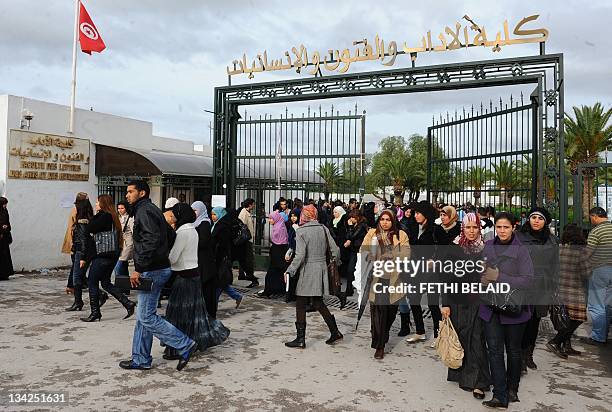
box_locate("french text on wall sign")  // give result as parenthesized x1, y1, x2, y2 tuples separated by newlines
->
(7, 130, 90, 182)
(227, 15, 549, 79)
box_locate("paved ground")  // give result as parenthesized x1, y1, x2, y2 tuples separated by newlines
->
(1, 271, 611, 412)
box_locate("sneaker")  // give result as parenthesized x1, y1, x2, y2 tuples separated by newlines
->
(483, 397, 508, 409)
(406, 333, 427, 343)
(119, 360, 151, 370)
(429, 337, 437, 349)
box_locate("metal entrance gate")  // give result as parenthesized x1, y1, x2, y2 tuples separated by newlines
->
(427, 94, 538, 218)
(235, 106, 366, 248)
(214, 53, 565, 227)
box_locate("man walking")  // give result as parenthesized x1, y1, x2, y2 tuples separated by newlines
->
(120, 180, 197, 370)
(586, 207, 612, 345)
(237, 198, 259, 288)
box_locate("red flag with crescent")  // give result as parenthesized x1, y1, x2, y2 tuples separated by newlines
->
(78, 1, 106, 54)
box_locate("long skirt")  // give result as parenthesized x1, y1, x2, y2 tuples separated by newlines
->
(0, 240, 14, 280)
(164, 272, 230, 357)
(370, 304, 399, 349)
(263, 243, 289, 294)
(447, 304, 491, 391)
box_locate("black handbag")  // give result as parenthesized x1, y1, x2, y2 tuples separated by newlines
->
(484, 287, 525, 316)
(550, 295, 571, 331)
(94, 227, 119, 255)
(232, 220, 252, 246)
(115, 276, 152, 292)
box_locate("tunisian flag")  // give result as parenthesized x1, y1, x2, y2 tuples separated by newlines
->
(78, 1, 106, 54)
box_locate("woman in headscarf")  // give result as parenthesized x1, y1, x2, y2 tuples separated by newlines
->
(361, 208, 409, 359)
(284, 204, 343, 349)
(191, 201, 217, 318)
(439, 205, 461, 244)
(517, 207, 558, 374)
(258, 209, 290, 298)
(163, 203, 229, 360)
(343, 209, 369, 297)
(211, 206, 243, 309)
(0, 197, 14, 281)
(441, 213, 491, 400)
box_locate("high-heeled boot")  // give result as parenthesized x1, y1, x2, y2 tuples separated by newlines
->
(80, 298, 101, 322)
(65, 287, 84, 311)
(113, 291, 137, 320)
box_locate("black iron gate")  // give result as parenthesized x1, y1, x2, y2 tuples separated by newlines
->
(214, 53, 565, 227)
(427, 94, 538, 218)
(235, 105, 366, 248)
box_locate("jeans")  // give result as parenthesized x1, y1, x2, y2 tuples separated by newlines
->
(588, 265, 612, 343)
(88, 256, 122, 303)
(216, 286, 242, 302)
(71, 251, 88, 289)
(114, 259, 129, 277)
(483, 313, 527, 405)
(131, 267, 194, 367)
(398, 296, 411, 314)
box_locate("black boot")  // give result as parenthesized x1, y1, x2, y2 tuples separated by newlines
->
(525, 344, 538, 369)
(508, 387, 520, 403)
(99, 291, 109, 307)
(285, 322, 306, 349)
(114, 291, 137, 320)
(398, 313, 411, 337)
(338, 293, 347, 310)
(66, 287, 84, 311)
(546, 340, 568, 359)
(324, 315, 343, 345)
(80, 298, 101, 322)
(563, 338, 582, 356)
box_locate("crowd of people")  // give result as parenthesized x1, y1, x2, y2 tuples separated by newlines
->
(1, 186, 610, 409)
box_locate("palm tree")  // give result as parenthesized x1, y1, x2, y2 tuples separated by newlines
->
(465, 166, 490, 206)
(317, 161, 342, 201)
(492, 160, 519, 208)
(384, 155, 410, 205)
(565, 103, 612, 219)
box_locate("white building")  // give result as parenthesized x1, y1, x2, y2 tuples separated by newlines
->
(0, 95, 214, 271)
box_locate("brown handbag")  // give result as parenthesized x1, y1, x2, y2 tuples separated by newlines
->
(322, 226, 341, 296)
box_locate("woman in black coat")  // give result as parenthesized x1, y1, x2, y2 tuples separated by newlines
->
(406, 200, 444, 346)
(211, 207, 243, 309)
(80, 194, 136, 322)
(192, 201, 217, 318)
(65, 198, 94, 311)
(343, 209, 369, 296)
(0, 197, 14, 281)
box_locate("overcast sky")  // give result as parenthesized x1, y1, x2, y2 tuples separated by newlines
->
(0, 0, 610, 153)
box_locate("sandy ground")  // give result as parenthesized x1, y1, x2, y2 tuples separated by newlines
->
(1, 271, 611, 412)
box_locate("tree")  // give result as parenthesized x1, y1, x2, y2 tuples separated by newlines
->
(464, 166, 490, 206)
(368, 136, 408, 202)
(317, 161, 341, 201)
(492, 160, 519, 208)
(565, 103, 612, 219)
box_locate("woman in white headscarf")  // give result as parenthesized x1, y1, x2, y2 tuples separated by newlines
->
(191, 201, 217, 318)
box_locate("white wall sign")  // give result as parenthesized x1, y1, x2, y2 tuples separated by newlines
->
(7, 129, 90, 182)
(211, 195, 226, 208)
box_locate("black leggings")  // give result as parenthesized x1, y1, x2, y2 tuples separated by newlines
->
(521, 312, 541, 349)
(410, 292, 442, 337)
(296, 296, 332, 324)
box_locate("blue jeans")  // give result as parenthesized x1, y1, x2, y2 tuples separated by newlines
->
(131, 267, 194, 367)
(483, 313, 526, 405)
(398, 296, 411, 314)
(114, 260, 129, 278)
(71, 251, 88, 288)
(588, 266, 612, 343)
(216, 286, 242, 302)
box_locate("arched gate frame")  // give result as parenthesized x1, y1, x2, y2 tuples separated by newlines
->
(213, 53, 566, 227)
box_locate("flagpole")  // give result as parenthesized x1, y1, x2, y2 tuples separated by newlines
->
(68, 0, 79, 134)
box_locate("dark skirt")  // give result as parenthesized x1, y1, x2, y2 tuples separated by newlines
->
(447, 304, 491, 391)
(0, 241, 14, 280)
(370, 304, 399, 349)
(263, 243, 289, 294)
(164, 271, 230, 356)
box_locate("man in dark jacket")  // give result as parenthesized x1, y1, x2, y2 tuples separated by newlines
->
(120, 180, 197, 372)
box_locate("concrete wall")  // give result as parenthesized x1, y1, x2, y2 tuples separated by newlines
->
(2, 95, 201, 271)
